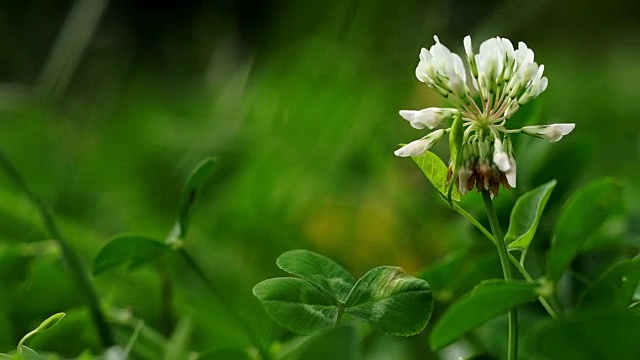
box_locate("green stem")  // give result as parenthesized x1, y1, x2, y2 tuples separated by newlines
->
(450, 201, 559, 319)
(177, 248, 270, 360)
(0, 149, 114, 347)
(481, 191, 517, 360)
(508, 256, 559, 319)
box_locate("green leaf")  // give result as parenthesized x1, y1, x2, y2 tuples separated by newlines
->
(277, 250, 356, 303)
(93, 235, 170, 276)
(176, 157, 218, 239)
(18, 313, 65, 350)
(506, 180, 556, 251)
(253, 277, 338, 335)
(546, 178, 623, 281)
(526, 310, 640, 360)
(447, 114, 464, 202)
(579, 257, 640, 309)
(345, 266, 433, 336)
(280, 325, 360, 360)
(411, 151, 460, 201)
(430, 280, 539, 350)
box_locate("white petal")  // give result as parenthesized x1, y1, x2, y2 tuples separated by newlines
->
(493, 152, 511, 172)
(399, 108, 454, 129)
(506, 161, 517, 188)
(464, 35, 473, 57)
(522, 123, 576, 142)
(394, 139, 430, 157)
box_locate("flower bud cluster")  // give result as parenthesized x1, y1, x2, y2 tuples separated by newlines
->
(396, 35, 575, 196)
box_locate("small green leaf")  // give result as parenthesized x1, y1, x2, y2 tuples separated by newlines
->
(18, 313, 65, 350)
(93, 235, 170, 276)
(277, 250, 356, 303)
(176, 157, 218, 239)
(412, 151, 460, 201)
(526, 310, 640, 360)
(253, 277, 338, 335)
(506, 180, 556, 251)
(579, 257, 640, 309)
(430, 280, 539, 350)
(546, 178, 623, 281)
(447, 114, 464, 202)
(345, 266, 433, 336)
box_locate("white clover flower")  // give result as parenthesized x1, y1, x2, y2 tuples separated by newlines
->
(521, 123, 575, 142)
(396, 35, 575, 196)
(399, 108, 458, 129)
(394, 129, 445, 157)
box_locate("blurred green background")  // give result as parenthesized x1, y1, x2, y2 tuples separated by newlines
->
(0, 0, 638, 358)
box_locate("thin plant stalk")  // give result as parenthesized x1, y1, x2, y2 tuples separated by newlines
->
(481, 191, 518, 360)
(177, 248, 271, 360)
(0, 149, 114, 347)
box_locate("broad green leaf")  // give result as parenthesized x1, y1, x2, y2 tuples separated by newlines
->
(546, 178, 623, 281)
(411, 151, 460, 202)
(253, 277, 338, 335)
(93, 235, 169, 276)
(277, 250, 356, 303)
(526, 310, 640, 360)
(506, 180, 556, 251)
(430, 280, 539, 350)
(280, 325, 360, 360)
(18, 313, 65, 350)
(176, 157, 218, 239)
(579, 257, 640, 309)
(447, 114, 464, 202)
(345, 266, 433, 336)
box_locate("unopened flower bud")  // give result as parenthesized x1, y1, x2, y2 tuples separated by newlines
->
(492, 137, 511, 172)
(394, 129, 445, 157)
(399, 108, 457, 129)
(521, 123, 575, 142)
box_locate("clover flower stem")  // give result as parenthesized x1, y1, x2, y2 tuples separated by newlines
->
(450, 201, 560, 320)
(177, 248, 271, 360)
(481, 190, 518, 360)
(0, 148, 115, 348)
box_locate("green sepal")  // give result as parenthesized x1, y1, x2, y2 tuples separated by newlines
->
(446, 113, 464, 204)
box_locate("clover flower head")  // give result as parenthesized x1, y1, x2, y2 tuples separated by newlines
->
(396, 35, 575, 196)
